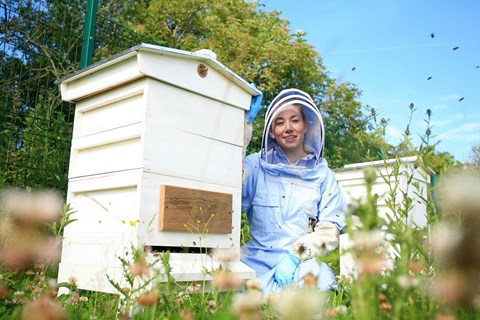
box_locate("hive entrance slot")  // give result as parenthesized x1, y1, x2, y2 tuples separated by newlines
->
(149, 245, 213, 255)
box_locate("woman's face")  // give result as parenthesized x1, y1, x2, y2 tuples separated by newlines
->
(269, 104, 307, 154)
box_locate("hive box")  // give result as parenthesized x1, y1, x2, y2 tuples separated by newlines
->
(334, 157, 433, 276)
(57, 44, 259, 293)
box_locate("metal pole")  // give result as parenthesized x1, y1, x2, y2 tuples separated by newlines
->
(80, 0, 99, 69)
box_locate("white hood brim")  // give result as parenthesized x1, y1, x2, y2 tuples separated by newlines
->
(261, 88, 325, 165)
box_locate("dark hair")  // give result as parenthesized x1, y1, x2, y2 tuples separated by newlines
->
(293, 103, 308, 123)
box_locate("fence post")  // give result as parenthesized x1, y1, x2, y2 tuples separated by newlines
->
(80, 0, 99, 68)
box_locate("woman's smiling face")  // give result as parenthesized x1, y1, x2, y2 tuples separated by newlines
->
(269, 104, 307, 155)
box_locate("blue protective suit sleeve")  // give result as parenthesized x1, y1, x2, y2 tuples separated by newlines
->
(242, 153, 260, 218)
(317, 168, 347, 231)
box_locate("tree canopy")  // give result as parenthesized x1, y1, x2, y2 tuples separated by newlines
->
(115, 0, 381, 168)
(0, 0, 459, 191)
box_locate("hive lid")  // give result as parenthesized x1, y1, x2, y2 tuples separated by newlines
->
(58, 43, 261, 103)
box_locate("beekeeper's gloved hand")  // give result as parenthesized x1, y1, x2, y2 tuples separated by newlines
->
(274, 251, 300, 288)
(291, 222, 340, 261)
(245, 83, 263, 124)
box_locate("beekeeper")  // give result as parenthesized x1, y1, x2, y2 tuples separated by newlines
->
(241, 88, 347, 293)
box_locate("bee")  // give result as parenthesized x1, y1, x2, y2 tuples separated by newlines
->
(459, 97, 464, 102)
(452, 46, 459, 50)
(430, 33, 435, 38)
(427, 76, 432, 80)
(351, 67, 356, 71)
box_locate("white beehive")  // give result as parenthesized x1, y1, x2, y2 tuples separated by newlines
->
(333, 157, 434, 277)
(57, 44, 259, 293)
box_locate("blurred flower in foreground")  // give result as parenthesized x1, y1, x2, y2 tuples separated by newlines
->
(246, 278, 261, 291)
(129, 257, 150, 278)
(214, 247, 239, 264)
(325, 305, 348, 318)
(397, 275, 420, 290)
(232, 290, 263, 320)
(437, 172, 480, 220)
(351, 230, 387, 274)
(430, 171, 480, 305)
(273, 287, 327, 320)
(179, 309, 194, 320)
(212, 270, 243, 290)
(136, 290, 158, 306)
(176, 292, 188, 305)
(408, 259, 424, 274)
(303, 273, 318, 287)
(187, 281, 200, 293)
(430, 270, 470, 305)
(21, 296, 67, 320)
(3, 190, 61, 226)
(0, 280, 9, 299)
(0, 189, 62, 268)
(379, 302, 392, 311)
(208, 300, 217, 313)
(435, 313, 457, 320)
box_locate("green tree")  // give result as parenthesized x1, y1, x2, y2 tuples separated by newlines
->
(466, 145, 480, 169)
(0, 0, 83, 189)
(0, 0, 148, 190)
(120, 0, 377, 167)
(0, 0, 384, 194)
(421, 146, 462, 175)
(321, 81, 381, 167)
(15, 91, 73, 190)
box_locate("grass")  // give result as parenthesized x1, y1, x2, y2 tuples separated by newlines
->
(1, 112, 479, 319)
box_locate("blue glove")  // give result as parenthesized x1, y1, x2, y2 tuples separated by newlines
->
(245, 83, 263, 124)
(274, 252, 300, 288)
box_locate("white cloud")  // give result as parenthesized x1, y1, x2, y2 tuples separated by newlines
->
(440, 94, 461, 101)
(384, 125, 404, 145)
(431, 104, 449, 111)
(429, 119, 453, 127)
(423, 114, 464, 128)
(437, 122, 480, 142)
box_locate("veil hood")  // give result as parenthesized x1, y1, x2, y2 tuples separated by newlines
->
(261, 88, 325, 165)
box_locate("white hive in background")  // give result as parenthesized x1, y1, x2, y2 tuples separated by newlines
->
(334, 157, 433, 277)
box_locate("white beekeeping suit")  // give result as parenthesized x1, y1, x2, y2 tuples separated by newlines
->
(241, 88, 347, 293)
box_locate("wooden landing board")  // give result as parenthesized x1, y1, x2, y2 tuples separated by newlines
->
(159, 185, 232, 234)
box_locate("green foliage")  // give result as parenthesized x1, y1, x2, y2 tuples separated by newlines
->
(369, 104, 461, 175)
(1, 4, 474, 318)
(12, 91, 72, 191)
(335, 161, 435, 319)
(466, 145, 480, 169)
(105, 245, 161, 316)
(115, 0, 377, 166)
(1, 0, 80, 191)
(47, 203, 77, 238)
(322, 82, 381, 168)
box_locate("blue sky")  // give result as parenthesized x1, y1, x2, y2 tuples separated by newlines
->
(262, 0, 480, 162)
